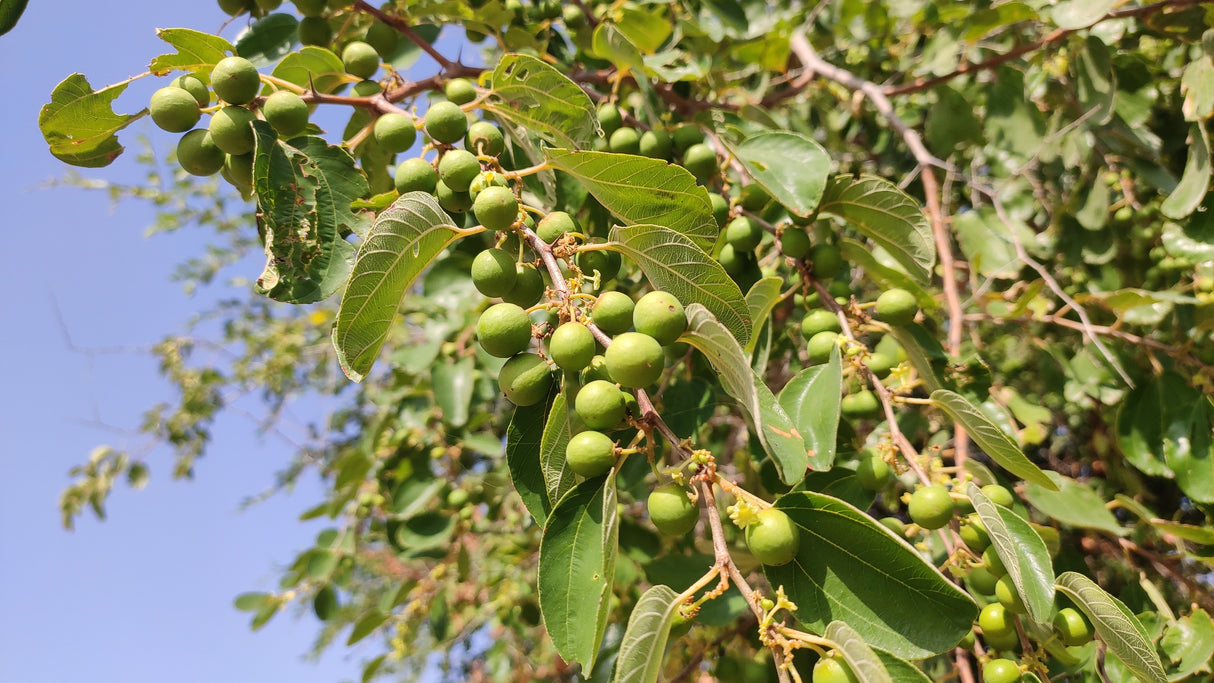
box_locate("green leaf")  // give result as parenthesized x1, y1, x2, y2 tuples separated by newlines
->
(1182, 58, 1214, 121)
(615, 6, 673, 53)
(778, 345, 841, 470)
(609, 225, 751, 345)
(1160, 608, 1214, 681)
(306, 548, 339, 579)
(962, 3, 1037, 42)
(825, 621, 893, 683)
(1162, 124, 1212, 220)
(506, 390, 556, 526)
(548, 149, 718, 253)
(744, 277, 784, 354)
(1163, 201, 1214, 261)
(483, 54, 598, 149)
(1148, 519, 1214, 545)
(432, 357, 475, 427)
(234, 13, 298, 67)
(1055, 572, 1168, 683)
(233, 591, 273, 611)
(539, 392, 578, 514)
(148, 28, 234, 76)
(331, 191, 460, 382)
(252, 126, 367, 305)
(839, 240, 935, 306)
(925, 86, 984, 154)
(1074, 35, 1116, 125)
(1050, 0, 1117, 29)
(593, 22, 645, 74)
(818, 175, 935, 282)
(682, 304, 809, 485)
(731, 132, 832, 219)
(0, 0, 29, 37)
(872, 648, 933, 683)
(39, 74, 144, 168)
(347, 610, 389, 645)
(611, 585, 681, 683)
(766, 492, 978, 658)
(538, 475, 619, 674)
(392, 512, 455, 551)
(1022, 472, 1125, 536)
(931, 390, 1057, 490)
(1115, 372, 1214, 501)
(887, 324, 946, 392)
(390, 476, 442, 520)
(968, 483, 1055, 623)
(270, 46, 348, 95)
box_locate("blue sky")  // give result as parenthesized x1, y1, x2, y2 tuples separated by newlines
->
(0, 3, 427, 681)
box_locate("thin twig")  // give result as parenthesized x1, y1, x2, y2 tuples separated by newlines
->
(353, 1, 454, 70)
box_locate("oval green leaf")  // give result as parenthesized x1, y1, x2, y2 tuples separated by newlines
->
(732, 132, 831, 219)
(931, 389, 1057, 490)
(967, 483, 1055, 623)
(818, 175, 935, 283)
(483, 54, 598, 149)
(611, 584, 681, 683)
(778, 344, 841, 470)
(148, 28, 234, 76)
(39, 73, 144, 168)
(1022, 472, 1125, 536)
(1055, 571, 1167, 683)
(825, 620, 893, 683)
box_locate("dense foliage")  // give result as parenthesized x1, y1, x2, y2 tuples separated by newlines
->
(41, 1, 1214, 681)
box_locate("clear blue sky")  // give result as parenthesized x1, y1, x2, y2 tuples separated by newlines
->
(0, 3, 441, 681)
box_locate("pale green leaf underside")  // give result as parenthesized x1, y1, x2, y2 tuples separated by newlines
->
(968, 483, 1055, 623)
(332, 191, 459, 382)
(682, 304, 808, 485)
(612, 584, 681, 683)
(538, 475, 619, 674)
(734, 132, 832, 219)
(1161, 123, 1211, 220)
(825, 621, 893, 683)
(610, 225, 751, 345)
(818, 175, 935, 283)
(539, 393, 577, 514)
(1055, 571, 1167, 683)
(506, 394, 554, 527)
(39, 73, 143, 168)
(932, 390, 1057, 489)
(744, 277, 784, 354)
(148, 28, 234, 76)
(777, 345, 841, 470)
(549, 149, 719, 253)
(271, 46, 348, 95)
(484, 54, 598, 149)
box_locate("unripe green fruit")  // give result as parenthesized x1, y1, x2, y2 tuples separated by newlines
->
(471, 248, 518, 297)
(878, 516, 905, 535)
(801, 309, 841, 338)
(446, 488, 469, 507)
(364, 21, 399, 58)
(341, 41, 380, 79)
(536, 211, 576, 243)
(298, 16, 333, 46)
(609, 126, 640, 154)
(725, 216, 762, 251)
(591, 291, 635, 335)
(876, 288, 918, 326)
(639, 129, 672, 159)
(978, 602, 1014, 639)
(780, 228, 811, 258)
(150, 87, 201, 133)
(394, 157, 438, 194)
(549, 323, 595, 371)
(604, 332, 665, 388)
(841, 390, 880, 418)
(959, 515, 990, 553)
(633, 291, 686, 346)
(436, 180, 472, 213)
(855, 454, 892, 491)
(223, 153, 254, 188)
(352, 79, 381, 97)
(577, 248, 622, 282)
(646, 483, 698, 535)
(177, 129, 226, 176)
(812, 657, 859, 683)
(709, 193, 730, 228)
(444, 78, 477, 105)
(466, 120, 505, 156)
(210, 56, 260, 105)
(671, 124, 703, 153)
(468, 171, 507, 201)
(294, 0, 326, 16)
(208, 105, 257, 155)
(738, 183, 771, 212)
(1053, 607, 1093, 647)
(473, 186, 518, 231)
(575, 380, 627, 430)
(681, 143, 718, 181)
(982, 658, 1021, 683)
(581, 354, 612, 384)
(169, 75, 210, 107)
(908, 485, 954, 530)
(219, 0, 249, 15)
(476, 302, 532, 357)
(313, 584, 338, 621)
(981, 484, 1015, 508)
(867, 352, 894, 378)
(995, 575, 1025, 614)
(959, 629, 976, 649)
(806, 331, 839, 364)
(597, 102, 622, 135)
(501, 264, 544, 308)
(425, 100, 469, 144)
(746, 508, 800, 566)
(983, 546, 1007, 578)
(1032, 523, 1060, 558)
(373, 113, 417, 153)
(565, 430, 616, 477)
(438, 149, 480, 192)
(255, 0, 283, 11)
(809, 243, 844, 279)
(966, 566, 999, 595)
(261, 90, 310, 138)
(716, 243, 749, 276)
(498, 352, 553, 406)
